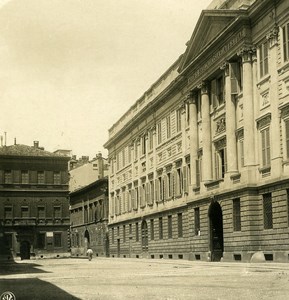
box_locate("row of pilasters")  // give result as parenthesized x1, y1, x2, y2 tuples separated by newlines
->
(187, 51, 259, 189)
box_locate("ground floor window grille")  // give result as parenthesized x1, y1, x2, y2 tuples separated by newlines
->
(194, 207, 200, 236)
(263, 193, 273, 229)
(233, 198, 241, 231)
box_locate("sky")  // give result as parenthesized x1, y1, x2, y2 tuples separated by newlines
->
(0, 0, 212, 159)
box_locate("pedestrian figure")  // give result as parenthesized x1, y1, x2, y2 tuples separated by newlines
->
(87, 248, 93, 261)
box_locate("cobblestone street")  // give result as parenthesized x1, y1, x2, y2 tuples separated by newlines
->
(1, 258, 289, 300)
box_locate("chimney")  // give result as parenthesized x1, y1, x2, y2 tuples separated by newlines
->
(97, 152, 104, 178)
(14, 138, 16, 145)
(34, 141, 39, 148)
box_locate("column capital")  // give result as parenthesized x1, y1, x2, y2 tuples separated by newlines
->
(266, 26, 279, 47)
(198, 81, 209, 95)
(220, 61, 229, 76)
(185, 90, 198, 105)
(237, 46, 256, 63)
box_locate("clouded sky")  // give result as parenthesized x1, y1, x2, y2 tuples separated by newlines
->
(0, 0, 212, 159)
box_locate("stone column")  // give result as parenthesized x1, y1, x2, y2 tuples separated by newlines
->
(239, 48, 256, 170)
(223, 62, 238, 174)
(200, 82, 212, 182)
(187, 91, 198, 187)
(267, 27, 282, 176)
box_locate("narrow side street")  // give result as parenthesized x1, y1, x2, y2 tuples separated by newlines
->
(1, 258, 289, 300)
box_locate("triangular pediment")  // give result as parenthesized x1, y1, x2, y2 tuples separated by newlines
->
(179, 10, 245, 72)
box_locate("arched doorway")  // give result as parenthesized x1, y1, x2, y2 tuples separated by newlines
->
(141, 220, 148, 256)
(84, 230, 90, 249)
(20, 241, 30, 260)
(208, 201, 224, 262)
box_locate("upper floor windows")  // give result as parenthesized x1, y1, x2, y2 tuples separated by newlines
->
(53, 172, 61, 185)
(259, 41, 269, 78)
(157, 122, 162, 145)
(211, 75, 225, 109)
(166, 115, 171, 139)
(141, 135, 146, 156)
(37, 171, 45, 184)
(261, 127, 270, 167)
(4, 171, 11, 184)
(21, 171, 29, 184)
(230, 61, 243, 95)
(282, 22, 289, 62)
(176, 109, 182, 133)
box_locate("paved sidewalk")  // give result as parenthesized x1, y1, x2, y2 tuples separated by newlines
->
(1, 258, 289, 300)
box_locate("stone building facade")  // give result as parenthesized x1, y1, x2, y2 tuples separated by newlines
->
(104, 0, 289, 262)
(70, 178, 109, 257)
(0, 142, 70, 260)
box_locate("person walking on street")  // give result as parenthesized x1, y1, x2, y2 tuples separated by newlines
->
(87, 248, 93, 261)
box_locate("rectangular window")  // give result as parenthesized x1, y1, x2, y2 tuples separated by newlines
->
(37, 171, 45, 184)
(159, 217, 163, 240)
(53, 172, 61, 184)
(176, 109, 182, 133)
(263, 193, 273, 229)
(122, 148, 126, 167)
(259, 41, 269, 78)
(134, 142, 138, 160)
(261, 127, 270, 167)
(233, 198, 241, 231)
(129, 224, 132, 235)
(196, 157, 202, 187)
(282, 23, 289, 62)
(239, 139, 244, 168)
(4, 206, 12, 219)
(136, 222, 139, 242)
(37, 233, 46, 249)
(285, 120, 289, 159)
(149, 130, 153, 150)
(128, 145, 132, 164)
(123, 225, 126, 243)
(168, 215, 172, 239)
(178, 213, 183, 238)
(21, 206, 29, 218)
(150, 219, 154, 240)
(4, 171, 12, 184)
(216, 75, 224, 105)
(112, 228, 114, 244)
(166, 115, 171, 139)
(214, 147, 227, 179)
(37, 206, 45, 219)
(54, 233, 62, 248)
(157, 122, 162, 145)
(53, 206, 61, 219)
(194, 207, 200, 236)
(21, 171, 29, 184)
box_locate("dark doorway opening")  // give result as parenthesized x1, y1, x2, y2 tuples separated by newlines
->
(208, 201, 224, 262)
(20, 241, 30, 260)
(84, 230, 90, 248)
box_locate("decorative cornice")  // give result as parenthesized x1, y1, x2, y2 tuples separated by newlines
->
(256, 112, 271, 129)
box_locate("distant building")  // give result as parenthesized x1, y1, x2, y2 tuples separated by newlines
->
(105, 0, 289, 262)
(69, 153, 109, 192)
(69, 178, 109, 257)
(0, 141, 70, 260)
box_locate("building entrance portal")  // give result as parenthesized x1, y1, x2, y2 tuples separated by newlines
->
(20, 241, 30, 260)
(141, 220, 148, 257)
(208, 201, 224, 262)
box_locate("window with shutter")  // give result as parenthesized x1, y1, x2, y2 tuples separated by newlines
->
(283, 23, 289, 62)
(211, 79, 217, 108)
(285, 120, 289, 159)
(183, 166, 188, 194)
(261, 127, 270, 166)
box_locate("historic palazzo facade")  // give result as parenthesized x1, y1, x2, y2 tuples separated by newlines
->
(104, 0, 289, 262)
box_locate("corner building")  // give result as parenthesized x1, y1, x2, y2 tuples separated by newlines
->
(0, 142, 70, 260)
(104, 0, 289, 262)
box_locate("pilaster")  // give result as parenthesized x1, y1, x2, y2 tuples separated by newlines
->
(200, 81, 212, 182)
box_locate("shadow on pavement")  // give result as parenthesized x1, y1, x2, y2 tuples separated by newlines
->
(0, 261, 50, 275)
(0, 278, 80, 300)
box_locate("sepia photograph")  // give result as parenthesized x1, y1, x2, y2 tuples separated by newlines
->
(1, 0, 289, 299)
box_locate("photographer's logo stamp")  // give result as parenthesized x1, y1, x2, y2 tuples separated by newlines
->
(0, 291, 16, 300)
